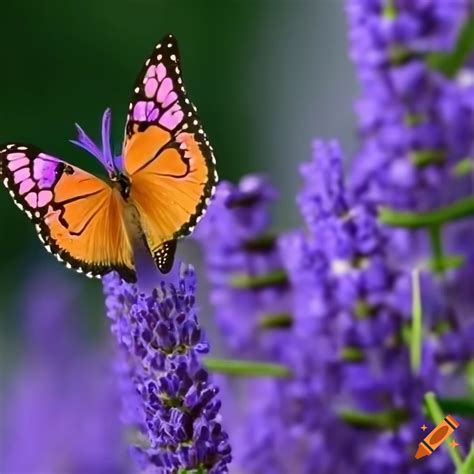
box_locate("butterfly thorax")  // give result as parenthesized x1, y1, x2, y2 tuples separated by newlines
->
(111, 173, 131, 200)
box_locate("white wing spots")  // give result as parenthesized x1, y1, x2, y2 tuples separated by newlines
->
(184, 98, 190, 104)
(25, 210, 32, 218)
(76, 267, 83, 273)
(198, 129, 204, 135)
(182, 123, 189, 130)
(167, 43, 173, 48)
(37, 233, 45, 243)
(170, 54, 177, 62)
(9, 190, 15, 198)
(175, 67, 180, 74)
(129, 103, 133, 110)
(214, 170, 219, 181)
(44, 244, 52, 254)
(205, 197, 211, 206)
(192, 120, 198, 126)
(156, 43, 162, 49)
(6, 144, 14, 149)
(134, 87, 140, 93)
(56, 254, 64, 262)
(34, 211, 40, 218)
(145, 59, 150, 66)
(157, 54, 162, 60)
(178, 79, 183, 85)
(3, 178, 8, 187)
(65, 262, 72, 269)
(187, 112, 192, 117)
(192, 105, 197, 112)
(17, 146, 27, 150)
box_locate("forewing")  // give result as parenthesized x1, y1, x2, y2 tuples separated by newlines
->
(123, 34, 217, 272)
(0, 144, 136, 281)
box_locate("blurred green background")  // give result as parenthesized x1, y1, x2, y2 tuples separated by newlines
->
(0, 0, 357, 344)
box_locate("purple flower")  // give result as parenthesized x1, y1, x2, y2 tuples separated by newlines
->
(1, 270, 131, 474)
(103, 265, 232, 473)
(71, 108, 118, 174)
(195, 176, 291, 357)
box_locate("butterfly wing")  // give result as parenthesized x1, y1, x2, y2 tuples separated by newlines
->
(0, 144, 136, 282)
(123, 34, 217, 273)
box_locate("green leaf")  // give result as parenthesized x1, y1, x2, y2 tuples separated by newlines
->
(459, 442, 474, 474)
(428, 16, 474, 77)
(427, 255, 465, 273)
(204, 357, 290, 378)
(410, 150, 445, 167)
(424, 392, 463, 470)
(382, 0, 397, 19)
(410, 269, 422, 374)
(452, 159, 474, 177)
(339, 408, 408, 430)
(179, 468, 208, 474)
(438, 397, 474, 418)
(230, 270, 287, 289)
(259, 312, 293, 329)
(379, 196, 474, 229)
(340, 346, 365, 362)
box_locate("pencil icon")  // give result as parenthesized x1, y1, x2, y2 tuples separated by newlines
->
(415, 415, 459, 459)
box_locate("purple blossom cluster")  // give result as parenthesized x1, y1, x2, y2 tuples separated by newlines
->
(1, 271, 131, 474)
(103, 266, 231, 473)
(195, 176, 291, 358)
(194, 2, 474, 473)
(347, 0, 474, 210)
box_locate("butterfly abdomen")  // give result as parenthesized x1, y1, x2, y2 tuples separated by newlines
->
(122, 197, 145, 245)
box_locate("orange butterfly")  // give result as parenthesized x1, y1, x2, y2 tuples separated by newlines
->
(0, 34, 217, 283)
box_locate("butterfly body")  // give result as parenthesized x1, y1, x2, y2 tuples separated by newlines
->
(0, 35, 217, 283)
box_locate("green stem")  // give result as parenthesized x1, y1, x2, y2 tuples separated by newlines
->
(379, 195, 474, 229)
(467, 359, 474, 395)
(410, 269, 422, 374)
(259, 313, 293, 329)
(424, 392, 463, 469)
(204, 357, 290, 378)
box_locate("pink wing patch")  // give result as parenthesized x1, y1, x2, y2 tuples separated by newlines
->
(125, 34, 199, 139)
(0, 145, 63, 218)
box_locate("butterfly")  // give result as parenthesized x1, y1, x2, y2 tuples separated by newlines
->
(0, 34, 217, 283)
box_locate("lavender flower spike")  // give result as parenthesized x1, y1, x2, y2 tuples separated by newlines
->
(104, 265, 232, 473)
